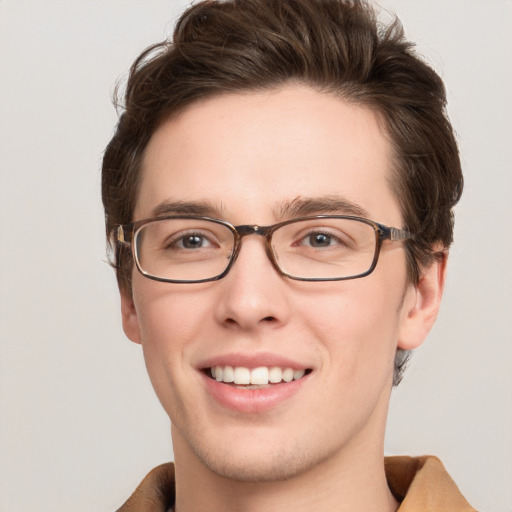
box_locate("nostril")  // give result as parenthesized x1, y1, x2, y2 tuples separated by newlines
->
(262, 316, 276, 322)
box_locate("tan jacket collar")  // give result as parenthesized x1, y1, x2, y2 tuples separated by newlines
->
(117, 456, 477, 511)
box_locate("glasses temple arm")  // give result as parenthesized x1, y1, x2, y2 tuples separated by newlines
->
(116, 225, 133, 245)
(387, 226, 413, 241)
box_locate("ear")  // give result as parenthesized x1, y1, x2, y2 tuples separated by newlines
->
(120, 288, 142, 344)
(397, 251, 448, 350)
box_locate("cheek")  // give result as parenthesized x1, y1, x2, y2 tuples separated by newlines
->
(297, 276, 404, 383)
(133, 278, 213, 345)
(131, 280, 215, 397)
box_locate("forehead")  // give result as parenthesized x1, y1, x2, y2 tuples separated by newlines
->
(137, 85, 399, 225)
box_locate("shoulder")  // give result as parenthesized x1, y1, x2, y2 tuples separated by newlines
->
(116, 463, 175, 512)
(385, 455, 478, 511)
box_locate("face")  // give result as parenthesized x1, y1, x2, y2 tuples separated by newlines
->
(121, 86, 442, 482)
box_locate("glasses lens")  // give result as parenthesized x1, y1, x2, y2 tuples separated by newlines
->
(271, 217, 377, 279)
(135, 218, 235, 282)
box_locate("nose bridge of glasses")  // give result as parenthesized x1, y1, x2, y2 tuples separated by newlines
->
(230, 224, 278, 270)
(234, 224, 270, 238)
(232, 224, 273, 253)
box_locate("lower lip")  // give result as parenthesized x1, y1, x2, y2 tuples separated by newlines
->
(201, 372, 309, 413)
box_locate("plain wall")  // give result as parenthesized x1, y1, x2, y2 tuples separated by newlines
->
(0, 1, 511, 510)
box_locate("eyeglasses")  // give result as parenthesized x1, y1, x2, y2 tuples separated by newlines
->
(116, 215, 413, 283)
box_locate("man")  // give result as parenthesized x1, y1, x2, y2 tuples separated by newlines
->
(102, 0, 475, 510)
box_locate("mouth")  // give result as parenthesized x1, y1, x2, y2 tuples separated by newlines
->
(199, 357, 313, 412)
(206, 365, 312, 388)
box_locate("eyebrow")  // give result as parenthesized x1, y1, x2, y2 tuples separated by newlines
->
(151, 199, 225, 218)
(149, 195, 369, 222)
(274, 195, 369, 219)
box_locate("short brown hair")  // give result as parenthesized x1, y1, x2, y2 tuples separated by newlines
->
(102, 0, 463, 384)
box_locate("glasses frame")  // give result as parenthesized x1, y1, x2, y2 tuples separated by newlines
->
(116, 215, 413, 284)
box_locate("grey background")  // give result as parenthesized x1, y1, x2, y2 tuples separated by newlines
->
(0, 1, 510, 510)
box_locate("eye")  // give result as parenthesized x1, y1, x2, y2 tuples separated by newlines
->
(299, 231, 345, 248)
(167, 231, 217, 250)
(304, 232, 335, 247)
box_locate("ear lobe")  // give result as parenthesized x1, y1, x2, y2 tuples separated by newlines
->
(120, 289, 142, 344)
(397, 252, 448, 350)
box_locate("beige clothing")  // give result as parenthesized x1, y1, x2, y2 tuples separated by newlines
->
(116, 455, 477, 511)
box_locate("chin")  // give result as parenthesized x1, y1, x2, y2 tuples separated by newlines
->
(187, 431, 335, 483)
(201, 452, 311, 483)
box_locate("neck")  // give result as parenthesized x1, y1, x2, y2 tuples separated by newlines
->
(171, 409, 398, 512)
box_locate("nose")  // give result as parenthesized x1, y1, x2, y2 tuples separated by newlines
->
(213, 234, 291, 331)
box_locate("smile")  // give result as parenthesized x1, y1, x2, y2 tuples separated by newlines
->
(209, 365, 310, 386)
(200, 357, 313, 412)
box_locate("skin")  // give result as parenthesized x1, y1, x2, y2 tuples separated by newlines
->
(121, 85, 446, 512)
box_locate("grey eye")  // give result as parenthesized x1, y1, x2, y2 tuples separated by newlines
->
(181, 234, 207, 249)
(307, 233, 332, 247)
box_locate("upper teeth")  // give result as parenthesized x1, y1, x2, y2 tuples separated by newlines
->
(211, 366, 306, 385)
